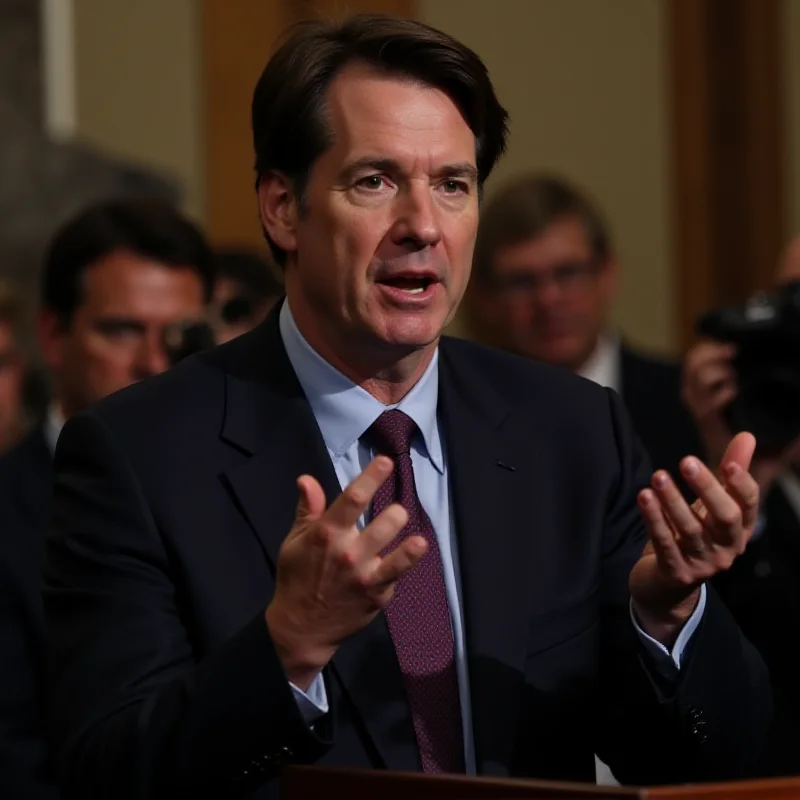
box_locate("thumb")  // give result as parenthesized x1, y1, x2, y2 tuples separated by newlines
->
(295, 474, 327, 526)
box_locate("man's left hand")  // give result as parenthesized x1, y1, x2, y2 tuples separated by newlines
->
(630, 432, 760, 646)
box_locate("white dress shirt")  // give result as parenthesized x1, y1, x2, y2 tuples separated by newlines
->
(577, 333, 621, 392)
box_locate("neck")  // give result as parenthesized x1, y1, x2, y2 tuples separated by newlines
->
(357, 348, 437, 405)
(288, 301, 436, 406)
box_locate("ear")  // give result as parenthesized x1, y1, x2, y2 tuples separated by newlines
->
(258, 171, 299, 258)
(36, 309, 66, 372)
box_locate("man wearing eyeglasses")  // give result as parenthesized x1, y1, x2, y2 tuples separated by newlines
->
(466, 174, 702, 484)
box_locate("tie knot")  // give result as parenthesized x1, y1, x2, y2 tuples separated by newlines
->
(369, 410, 417, 456)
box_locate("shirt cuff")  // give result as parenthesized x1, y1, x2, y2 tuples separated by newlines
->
(751, 512, 767, 543)
(630, 583, 707, 679)
(290, 673, 329, 726)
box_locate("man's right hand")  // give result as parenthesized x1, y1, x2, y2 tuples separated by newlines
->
(265, 456, 426, 691)
(682, 339, 800, 492)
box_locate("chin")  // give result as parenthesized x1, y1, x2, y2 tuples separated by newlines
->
(378, 316, 444, 350)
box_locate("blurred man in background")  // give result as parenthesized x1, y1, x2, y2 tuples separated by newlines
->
(466, 174, 702, 480)
(0, 282, 32, 454)
(683, 234, 800, 775)
(212, 247, 283, 343)
(0, 197, 215, 800)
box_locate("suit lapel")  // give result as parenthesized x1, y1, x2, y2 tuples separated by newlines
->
(219, 311, 418, 771)
(438, 341, 548, 775)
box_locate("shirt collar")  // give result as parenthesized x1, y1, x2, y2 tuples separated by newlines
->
(43, 403, 65, 456)
(278, 300, 443, 472)
(577, 332, 621, 392)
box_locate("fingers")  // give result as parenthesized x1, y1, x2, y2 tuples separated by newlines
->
(682, 341, 738, 416)
(357, 502, 409, 560)
(638, 489, 686, 575)
(720, 461, 760, 533)
(295, 474, 327, 523)
(677, 458, 743, 546)
(325, 456, 394, 530)
(684, 340, 736, 374)
(720, 431, 756, 472)
(651, 469, 709, 554)
(690, 362, 736, 393)
(373, 536, 428, 587)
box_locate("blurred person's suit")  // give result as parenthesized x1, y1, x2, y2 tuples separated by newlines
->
(0, 423, 58, 799)
(683, 236, 800, 775)
(712, 477, 800, 775)
(0, 198, 213, 799)
(580, 337, 705, 486)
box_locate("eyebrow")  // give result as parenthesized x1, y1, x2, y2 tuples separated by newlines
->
(341, 157, 479, 183)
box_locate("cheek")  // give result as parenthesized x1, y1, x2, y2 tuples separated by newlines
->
(337, 214, 384, 261)
(0, 375, 17, 398)
(445, 214, 478, 266)
(80, 337, 134, 375)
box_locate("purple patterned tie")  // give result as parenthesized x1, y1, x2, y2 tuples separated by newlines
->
(368, 410, 465, 774)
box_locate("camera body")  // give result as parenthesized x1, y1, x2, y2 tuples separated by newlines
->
(697, 280, 800, 454)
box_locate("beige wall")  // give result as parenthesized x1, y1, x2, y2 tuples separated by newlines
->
(71, 0, 204, 221)
(69, 0, 800, 352)
(421, 0, 673, 352)
(786, 0, 800, 238)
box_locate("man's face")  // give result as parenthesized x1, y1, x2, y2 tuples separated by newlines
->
(478, 216, 616, 371)
(40, 249, 206, 416)
(262, 63, 479, 371)
(0, 321, 26, 446)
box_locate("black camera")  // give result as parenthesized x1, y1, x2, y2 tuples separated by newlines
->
(696, 280, 800, 454)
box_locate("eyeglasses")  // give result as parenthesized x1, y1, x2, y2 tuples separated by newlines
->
(490, 261, 602, 299)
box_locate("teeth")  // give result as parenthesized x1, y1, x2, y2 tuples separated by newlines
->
(402, 286, 425, 294)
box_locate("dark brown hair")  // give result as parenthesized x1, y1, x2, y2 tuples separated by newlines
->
(472, 174, 613, 285)
(42, 198, 216, 326)
(251, 13, 509, 265)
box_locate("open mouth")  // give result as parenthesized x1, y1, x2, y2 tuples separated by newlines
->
(378, 276, 436, 294)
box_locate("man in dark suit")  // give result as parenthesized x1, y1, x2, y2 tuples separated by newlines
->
(0, 198, 214, 799)
(465, 174, 703, 481)
(44, 15, 769, 800)
(683, 234, 800, 775)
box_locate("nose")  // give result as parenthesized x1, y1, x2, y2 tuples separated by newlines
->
(134, 330, 170, 378)
(529, 273, 564, 311)
(392, 181, 442, 251)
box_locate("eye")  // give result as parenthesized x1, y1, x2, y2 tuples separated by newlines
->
(440, 179, 469, 195)
(355, 175, 386, 191)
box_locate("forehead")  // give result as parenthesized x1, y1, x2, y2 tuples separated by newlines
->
(82, 250, 204, 309)
(492, 216, 593, 271)
(322, 63, 477, 169)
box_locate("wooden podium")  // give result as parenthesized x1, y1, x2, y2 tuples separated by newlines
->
(281, 766, 800, 799)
